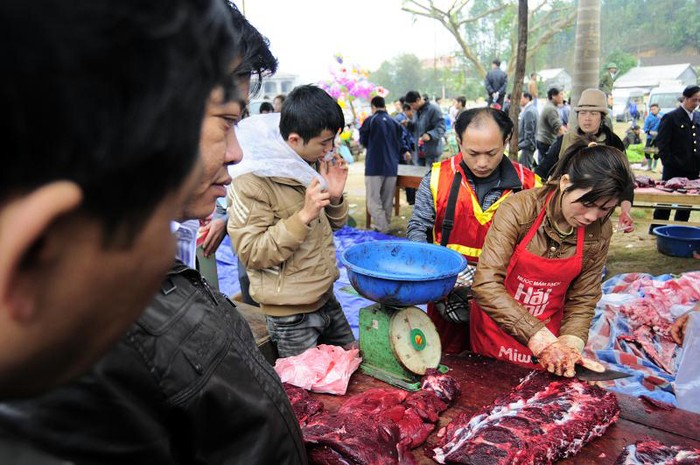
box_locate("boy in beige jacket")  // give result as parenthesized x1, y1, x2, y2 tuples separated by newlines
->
(228, 85, 355, 357)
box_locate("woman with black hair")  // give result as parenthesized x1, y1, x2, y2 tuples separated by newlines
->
(472, 137, 635, 377)
(536, 88, 634, 233)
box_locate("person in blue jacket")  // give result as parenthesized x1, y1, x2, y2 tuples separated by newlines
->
(360, 96, 411, 232)
(643, 103, 662, 172)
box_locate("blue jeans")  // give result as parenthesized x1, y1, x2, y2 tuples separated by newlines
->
(266, 294, 355, 358)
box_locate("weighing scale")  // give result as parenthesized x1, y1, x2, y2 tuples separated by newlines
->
(359, 304, 444, 391)
(340, 240, 467, 391)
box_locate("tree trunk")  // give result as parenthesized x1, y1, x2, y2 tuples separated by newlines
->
(508, 0, 528, 160)
(570, 0, 601, 128)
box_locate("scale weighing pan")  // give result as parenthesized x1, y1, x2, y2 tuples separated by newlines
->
(342, 241, 467, 390)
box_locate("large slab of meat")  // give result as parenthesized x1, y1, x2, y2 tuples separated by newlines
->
(284, 371, 460, 465)
(614, 439, 700, 464)
(283, 383, 324, 425)
(430, 371, 620, 464)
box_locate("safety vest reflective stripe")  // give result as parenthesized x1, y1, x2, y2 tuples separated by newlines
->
(430, 161, 442, 214)
(470, 190, 512, 225)
(445, 243, 482, 258)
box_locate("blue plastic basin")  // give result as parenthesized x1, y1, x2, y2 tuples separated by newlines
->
(340, 241, 467, 306)
(653, 225, 700, 258)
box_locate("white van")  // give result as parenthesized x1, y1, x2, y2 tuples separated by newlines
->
(612, 88, 645, 122)
(648, 85, 686, 117)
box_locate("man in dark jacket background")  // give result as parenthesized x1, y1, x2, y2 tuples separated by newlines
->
(518, 92, 538, 169)
(360, 96, 411, 233)
(484, 59, 508, 107)
(652, 85, 700, 226)
(405, 90, 446, 167)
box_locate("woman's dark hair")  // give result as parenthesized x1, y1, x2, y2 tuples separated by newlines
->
(454, 107, 513, 144)
(548, 135, 634, 207)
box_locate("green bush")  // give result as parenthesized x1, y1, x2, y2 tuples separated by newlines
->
(626, 143, 645, 163)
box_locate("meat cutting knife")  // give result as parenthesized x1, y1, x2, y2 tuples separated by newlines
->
(530, 356, 633, 381)
(573, 364, 632, 382)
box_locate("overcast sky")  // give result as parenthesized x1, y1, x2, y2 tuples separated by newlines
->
(241, 0, 456, 82)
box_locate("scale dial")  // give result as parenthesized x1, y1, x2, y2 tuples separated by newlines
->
(389, 306, 441, 375)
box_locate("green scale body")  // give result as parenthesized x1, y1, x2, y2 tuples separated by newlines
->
(359, 304, 443, 391)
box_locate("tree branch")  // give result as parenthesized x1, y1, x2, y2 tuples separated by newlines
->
(456, 3, 510, 27)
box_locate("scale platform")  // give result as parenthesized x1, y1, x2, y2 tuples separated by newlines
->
(359, 303, 444, 391)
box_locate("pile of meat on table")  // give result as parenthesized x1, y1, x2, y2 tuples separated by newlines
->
(284, 369, 460, 465)
(614, 439, 700, 464)
(430, 371, 620, 465)
(634, 175, 700, 193)
(606, 272, 700, 375)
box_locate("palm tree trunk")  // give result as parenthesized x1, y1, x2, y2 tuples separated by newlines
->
(508, 0, 528, 160)
(570, 0, 601, 121)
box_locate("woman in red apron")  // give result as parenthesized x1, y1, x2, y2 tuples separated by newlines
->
(471, 138, 635, 377)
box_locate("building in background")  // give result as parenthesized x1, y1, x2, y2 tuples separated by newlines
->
(536, 68, 572, 93)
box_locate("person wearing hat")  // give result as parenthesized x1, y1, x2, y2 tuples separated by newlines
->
(651, 85, 700, 227)
(536, 88, 634, 233)
(623, 123, 645, 167)
(623, 123, 642, 149)
(599, 62, 618, 96)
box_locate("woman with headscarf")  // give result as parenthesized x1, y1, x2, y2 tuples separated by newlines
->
(535, 88, 634, 233)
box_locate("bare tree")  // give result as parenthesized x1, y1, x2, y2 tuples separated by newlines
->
(508, 0, 528, 160)
(402, 0, 576, 79)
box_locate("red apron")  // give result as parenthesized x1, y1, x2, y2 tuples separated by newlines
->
(470, 191, 584, 368)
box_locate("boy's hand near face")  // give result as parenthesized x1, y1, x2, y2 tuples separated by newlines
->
(299, 177, 330, 224)
(319, 153, 348, 204)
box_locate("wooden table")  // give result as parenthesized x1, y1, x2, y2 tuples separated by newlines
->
(233, 300, 278, 364)
(366, 165, 430, 229)
(633, 187, 700, 227)
(309, 354, 700, 464)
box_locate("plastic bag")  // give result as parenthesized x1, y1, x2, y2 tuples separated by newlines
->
(274, 344, 362, 395)
(675, 312, 700, 413)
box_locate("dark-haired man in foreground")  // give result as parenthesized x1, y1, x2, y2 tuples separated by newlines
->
(0, 4, 308, 465)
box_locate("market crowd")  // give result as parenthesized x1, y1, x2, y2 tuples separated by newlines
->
(0, 1, 698, 464)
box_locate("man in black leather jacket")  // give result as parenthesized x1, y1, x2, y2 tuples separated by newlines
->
(0, 5, 307, 465)
(0, 0, 239, 464)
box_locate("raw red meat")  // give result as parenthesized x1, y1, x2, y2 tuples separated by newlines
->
(338, 388, 407, 416)
(337, 388, 437, 449)
(283, 383, 324, 425)
(405, 390, 448, 423)
(635, 176, 656, 188)
(614, 439, 700, 464)
(303, 412, 409, 465)
(660, 178, 700, 191)
(430, 371, 620, 464)
(297, 372, 460, 464)
(421, 368, 461, 403)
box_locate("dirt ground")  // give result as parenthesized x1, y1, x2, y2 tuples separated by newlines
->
(344, 155, 699, 278)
